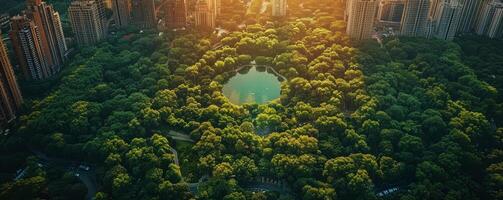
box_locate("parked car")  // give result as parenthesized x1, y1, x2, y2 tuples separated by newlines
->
(79, 165, 90, 171)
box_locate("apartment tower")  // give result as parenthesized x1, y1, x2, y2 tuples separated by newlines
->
(457, 0, 484, 32)
(400, 0, 430, 36)
(25, 0, 67, 75)
(131, 0, 156, 29)
(68, 0, 106, 46)
(429, 0, 463, 40)
(165, 0, 187, 29)
(0, 32, 23, 128)
(195, 0, 216, 29)
(377, 0, 405, 29)
(346, 0, 378, 40)
(9, 15, 50, 80)
(476, 0, 503, 38)
(272, 0, 287, 17)
(112, 0, 131, 28)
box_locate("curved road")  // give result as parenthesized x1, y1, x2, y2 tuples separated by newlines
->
(167, 130, 195, 143)
(165, 131, 292, 196)
(31, 150, 98, 200)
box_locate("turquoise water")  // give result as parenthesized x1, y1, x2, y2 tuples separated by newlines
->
(223, 67, 282, 105)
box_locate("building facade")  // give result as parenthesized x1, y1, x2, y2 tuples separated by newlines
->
(195, 0, 216, 29)
(9, 15, 50, 80)
(165, 0, 187, 29)
(400, 0, 430, 37)
(0, 33, 23, 128)
(68, 0, 106, 46)
(378, 0, 405, 22)
(457, 0, 484, 32)
(131, 0, 156, 29)
(272, 0, 287, 17)
(112, 0, 131, 28)
(346, 0, 378, 40)
(25, 0, 67, 76)
(96, 0, 108, 35)
(428, 0, 463, 40)
(476, 0, 503, 38)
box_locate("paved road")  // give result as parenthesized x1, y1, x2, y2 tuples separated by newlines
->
(164, 130, 292, 196)
(188, 175, 209, 194)
(212, 42, 223, 50)
(77, 171, 97, 200)
(167, 130, 195, 143)
(169, 147, 180, 166)
(31, 150, 98, 200)
(244, 182, 288, 193)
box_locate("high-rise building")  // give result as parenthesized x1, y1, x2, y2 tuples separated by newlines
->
(112, 0, 131, 28)
(195, 0, 216, 29)
(9, 15, 50, 80)
(428, 0, 463, 40)
(429, 0, 441, 18)
(457, 0, 484, 32)
(476, 0, 503, 38)
(25, 0, 67, 75)
(216, 0, 222, 16)
(272, 0, 287, 17)
(165, 0, 187, 29)
(68, 0, 106, 46)
(378, 0, 405, 22)
(95, 0, 108, 35)
(207, 0, 221, 18)
(377, 0, 405, 28)
(104, 0, 113, 9)
(0, 32, 23, 128)
(400, 0, 430, 37)
(131, 0, 156, 29)
(346, 0, 378, 40)
(487, 8, 503, 38)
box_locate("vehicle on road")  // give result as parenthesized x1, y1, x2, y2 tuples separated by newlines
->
(79, 165, 90, 171)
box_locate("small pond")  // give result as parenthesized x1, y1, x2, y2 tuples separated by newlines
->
(222, 66, 283, 105)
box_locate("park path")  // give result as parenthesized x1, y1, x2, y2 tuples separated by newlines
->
(30, 150, 98, 200)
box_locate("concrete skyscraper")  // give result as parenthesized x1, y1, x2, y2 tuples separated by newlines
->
(131, 0, 156, 29)
(207, 0, 221, 18)
(68, 0, 106, 46)
(0, 32, 23, 128)
(195, 0, 216, 29)
(25, 0, 67, 75)
(165, 0, 187, 29)
(96, 0, 108, 35)
(476, 0, 503, 38)
(428, 0, 463, 40)
(400, 0, 430, 37)
(272, 0, 287, 17)
(112, 0, 131, 28)
(9, 15, 50, 80)
(346, 0, 378, 40)
(377, 0, 405, 28)
(457, 0, 484, 32)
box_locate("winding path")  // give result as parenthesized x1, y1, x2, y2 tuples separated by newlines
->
(169, 146, 180, 166)
(167, 130, 195, 143)
(30, 150, 98, 200)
